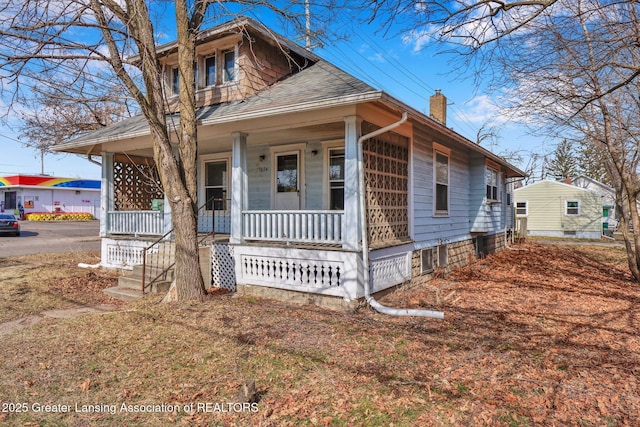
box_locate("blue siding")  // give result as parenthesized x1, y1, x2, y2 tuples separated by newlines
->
(246, 145, 271, 210)
(245, 143, 325, 210)
(304, 141, 323, 210)
(469, 152, 505, 233)
(412, 123, 471, 248)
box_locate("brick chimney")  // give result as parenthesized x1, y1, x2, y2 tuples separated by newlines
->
(565, 175, 572, 185)
(430, 89, 447, 125)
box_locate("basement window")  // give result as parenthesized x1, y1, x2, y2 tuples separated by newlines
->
(420, 248, 434, 274)
(437, 244, 448, 267)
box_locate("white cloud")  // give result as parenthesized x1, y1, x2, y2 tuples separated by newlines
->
(401, 28, 433, 53)
(454, 94, 508, 125)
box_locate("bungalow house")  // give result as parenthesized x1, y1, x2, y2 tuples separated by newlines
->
(53, 17, 524, 307)
(572, 175, 618, 232)
(0, 175, 100, 219)
(514, 180, 602, 239)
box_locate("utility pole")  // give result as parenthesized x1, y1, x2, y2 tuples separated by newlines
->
(305, 0, 311, 49)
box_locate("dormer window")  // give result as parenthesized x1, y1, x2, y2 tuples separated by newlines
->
(205, 55, 216, 86)
(171, 66, 180, 95)
(223, 50, 236, 82)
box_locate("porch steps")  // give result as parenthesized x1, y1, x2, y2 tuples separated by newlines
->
(104, 242, 176, 302)
(104, 242, 212, 302)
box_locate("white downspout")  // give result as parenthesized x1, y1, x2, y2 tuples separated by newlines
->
(357, 112, 444, 319)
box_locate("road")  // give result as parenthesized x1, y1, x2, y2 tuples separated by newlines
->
(0, 220, 101, 257)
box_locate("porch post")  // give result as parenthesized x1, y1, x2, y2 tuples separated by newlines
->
(343, 116, 362, 250)
(100, 152, 114, 237)
(230, 132, 248, 244)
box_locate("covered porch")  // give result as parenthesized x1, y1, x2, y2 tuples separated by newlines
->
(97, 106, 413, 301)
(99, 114, 365, 251)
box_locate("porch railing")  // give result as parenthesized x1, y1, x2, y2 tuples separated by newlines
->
(242, 210, 344, 244)
(141, 198, 228, 293)
(108, 210, 164, 235)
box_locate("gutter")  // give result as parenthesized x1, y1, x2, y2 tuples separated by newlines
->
(357, 112, 444, 319)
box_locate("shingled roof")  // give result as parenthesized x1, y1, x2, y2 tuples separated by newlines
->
(53, 60, 381, 151)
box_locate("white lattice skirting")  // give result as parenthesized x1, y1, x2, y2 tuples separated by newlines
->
(369, 252, 412, 293)
(211, 243, 236, 291)
(233, 246, 361, 300)
(102, 238, 155, 269)
(240, 255, 343, 288)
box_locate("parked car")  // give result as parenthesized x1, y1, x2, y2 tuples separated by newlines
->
(0, 214, 20, 236)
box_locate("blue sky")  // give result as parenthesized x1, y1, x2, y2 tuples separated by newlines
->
(0, 5, 555, 180)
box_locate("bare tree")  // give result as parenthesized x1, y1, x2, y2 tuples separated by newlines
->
(370, 0, 640, 280)
(0, 1, 342, 301)
(19, 82, 135, 174)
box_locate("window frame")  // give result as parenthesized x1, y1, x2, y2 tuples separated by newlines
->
(420, 248, 434, 274)
(222, 49, 237, 83)
(515, 201, 528, 216)
(205, 54, 216, 87)
(433, 143, 451, 216)
(565, 200, 580, 216)
(327, 147, 345, 211)
(200, 153, 231, 212)
(437, 244, 448, 268)
(170, 66, 180, 96)
(485, 166, 500, 202)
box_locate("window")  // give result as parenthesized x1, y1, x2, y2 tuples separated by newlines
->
(486, 167, 499, 201)
(4, 191, 16, 210)
(434, 151, 449, 214)
(171, 66, 180, 95)
(223, 50, 235, 82)
(566, 200, 580, 215)
(328, 148, 345, 210)
(193, 61, 198, 89)
(515, 201, 528, 216)
(205, 55, 216, 86)
(277, 154, 298, 193)
(603, 206, 611, 217)
(437, 244, 448, 267)
(205, 161, 227, 210)
(421, 248, 434, 274)
(506, 192, 511, 206)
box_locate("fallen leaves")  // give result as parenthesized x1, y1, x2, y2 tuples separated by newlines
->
(0, 243, 638, 425)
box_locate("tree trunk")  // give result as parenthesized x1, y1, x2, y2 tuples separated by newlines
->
(162, 198, 206, 302)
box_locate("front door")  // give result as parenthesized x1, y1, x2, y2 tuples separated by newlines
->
(275, 152, 300, 210)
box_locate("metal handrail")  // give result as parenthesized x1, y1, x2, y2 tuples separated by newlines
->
(141, 197, 228, 293)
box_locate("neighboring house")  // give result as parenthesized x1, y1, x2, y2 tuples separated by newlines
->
(53, 17, 524, 306)
(572, 175, 618, 230)
(514, 180, 602, 239)
(0, 175, 101, 219)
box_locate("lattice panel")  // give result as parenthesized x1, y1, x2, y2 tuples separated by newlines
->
(370, 253, 411, 292)
(240, 255, 342, 288)
(211, 243, 236, 291)
(106, 243, 145, 267)
(362, 122, 409, 248)
(113, 154, 164, 211)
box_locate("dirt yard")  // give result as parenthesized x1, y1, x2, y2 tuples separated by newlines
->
(0, 243, 637, 426)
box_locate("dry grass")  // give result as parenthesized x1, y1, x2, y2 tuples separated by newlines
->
(0, 244, 638, 426)
(0, 251, 121, 323)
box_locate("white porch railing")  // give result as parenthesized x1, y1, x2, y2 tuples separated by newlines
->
(108, 210, 164, 235)
(242, 210, 344, 244)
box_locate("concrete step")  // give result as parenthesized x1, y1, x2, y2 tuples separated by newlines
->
(118, 274, 173, 291)
(126, 264, 175, 282)
(103, 286, 144, 302)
